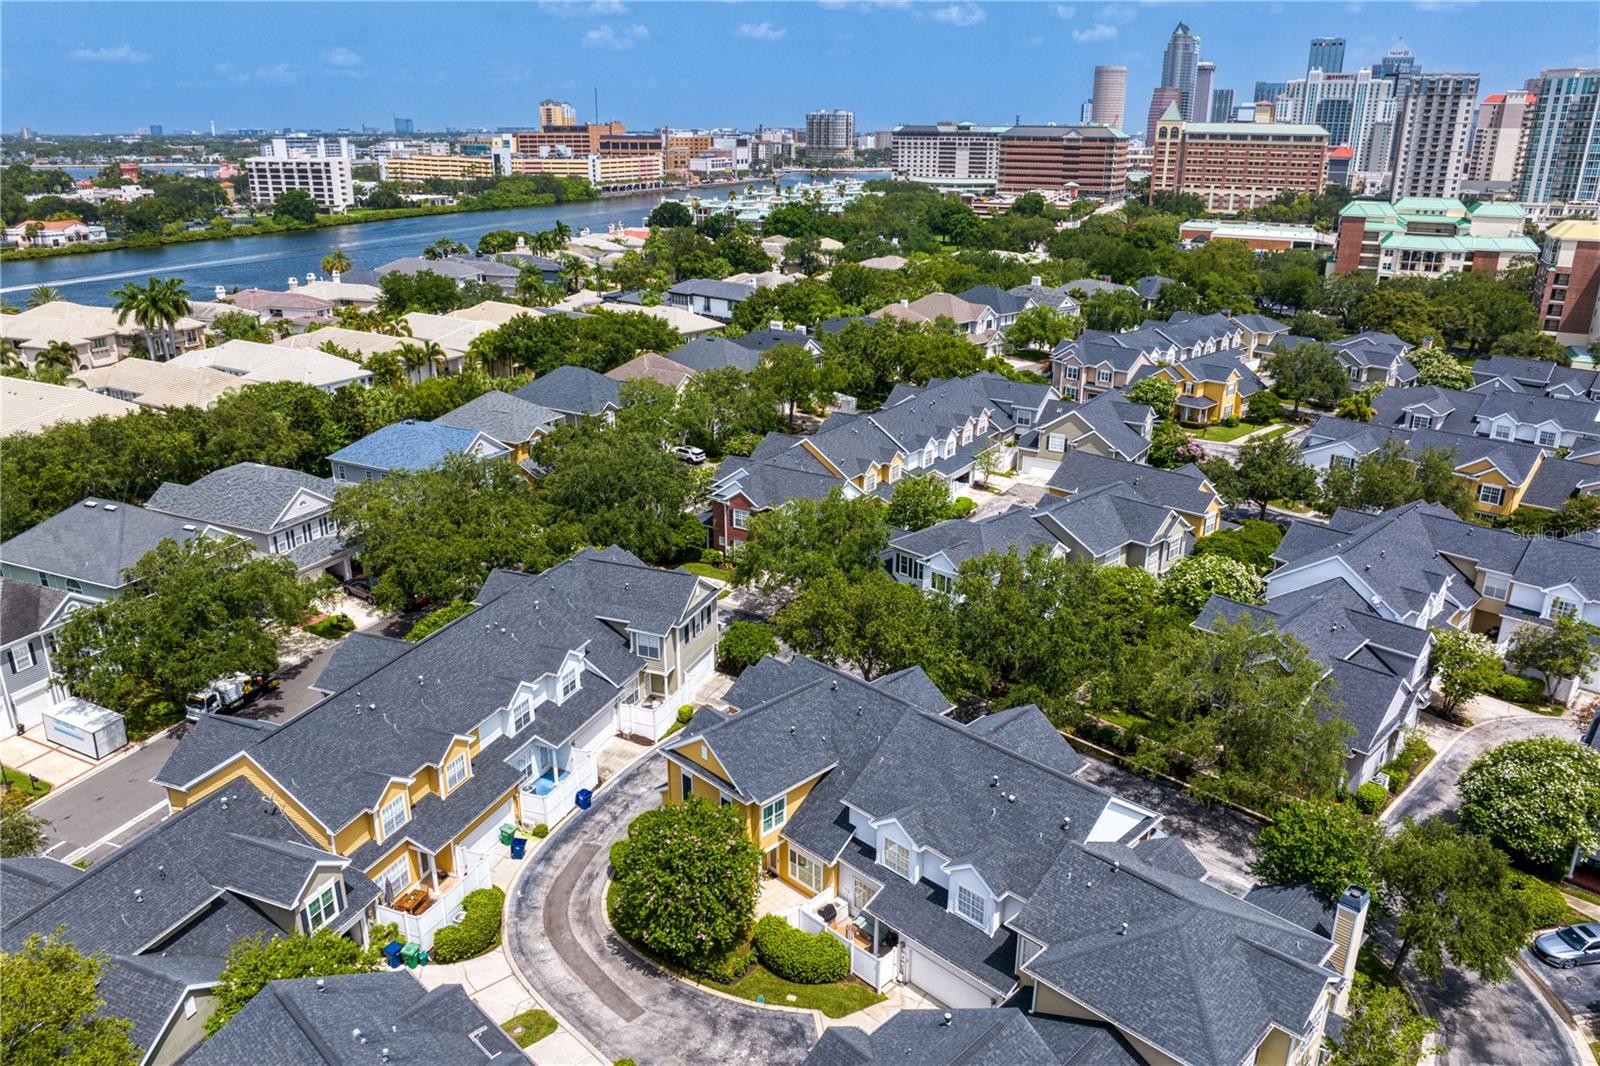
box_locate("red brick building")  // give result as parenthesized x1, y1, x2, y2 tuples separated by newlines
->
(1149, 104, 1328, 213)
(1534, 219, 1600, 346)
(997, 125, 1129, 199)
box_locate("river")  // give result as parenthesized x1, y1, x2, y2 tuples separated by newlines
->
(0, 173, 875, 306)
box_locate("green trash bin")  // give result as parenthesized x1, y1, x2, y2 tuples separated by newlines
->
(498, 822, 517, 846)
(401, 942, 421, 969)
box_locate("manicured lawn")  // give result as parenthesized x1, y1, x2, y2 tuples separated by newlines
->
(303, 613, 355, 640)
(708, 964, 885, 1019)
(681, 562, 732, 583)
(1191, 421, 1262, 442)
(1253, 423, 1293, 442)
(1, 766, 52, 799)
(1092, 709, 1150, 733)
(501, 1009, 557, 1048)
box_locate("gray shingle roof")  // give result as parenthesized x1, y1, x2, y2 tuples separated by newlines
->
(711, 459, 843, 512)
(668, 335, 765, 374)
(666, 278, 758, 301)
(1244, 883, 1337, 939)
(806, 1007, 1144, 1066)
(0, 577, 69, 644)
(1472, 354, 1600, 399)
(146, 463, 336, 534)
(433, 390, 559, 446)
(185, 972, 520, 1066)
(0, 499, 201, 590)
(1523, 457, 1600, 510)
(957, 285, 1031, 317)
(329, 420, 507, 473)
(1046, 452, 1217, 518)
(734, 326, 819, 353)
(967, 704, 1085, 776)
(511, 364, 622, 416)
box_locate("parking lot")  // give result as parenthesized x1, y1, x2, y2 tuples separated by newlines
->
(1524, 946, 1600, 1027)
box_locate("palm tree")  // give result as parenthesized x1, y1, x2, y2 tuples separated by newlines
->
(321, 250, 353, 277)
(364, 350, 406, 388)
(0, 338, 23, 373)
(111, 277, 191, 361)
(550, 220, 571, 246)
(26, 285, 62, 309)
(517, 266, 557, 306)
(34, 340, 79, 384)
(557, 254, 590, 294)
(374, 310, 413, 338)
(417, 339, 449, 377)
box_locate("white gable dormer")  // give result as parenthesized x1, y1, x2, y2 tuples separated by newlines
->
(273, 487, 334, 530)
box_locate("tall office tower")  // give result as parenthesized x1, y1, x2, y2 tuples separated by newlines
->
(1092, 65, 1128, 128)
(1254, 81, 1288, 107)
(1081, 99, 1094, 123)
(1372, 42, 1420, 81)
(805, 109, 856, 158)
(1308, 37, 1346, 76)
(1520, 68, 1600, 203)
(1194, 63, 1216, 122)
(538, 99, 577, 129)
(1468, 90, 1536, 186)
(1146, 87, 1181, 144)
(1211, 89, 1236, 124)
(1278, 69, 1397, 175)
(1161, 22, 1202, 119)
(393, 116, 414, 135)
(1389, 72, 1478, 200)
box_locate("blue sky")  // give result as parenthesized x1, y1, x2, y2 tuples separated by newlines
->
(3, 2, 1593, 135)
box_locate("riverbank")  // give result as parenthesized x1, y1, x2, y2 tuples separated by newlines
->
(0, 193, 605, 264)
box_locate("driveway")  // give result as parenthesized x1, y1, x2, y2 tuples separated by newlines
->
(1403, 953, 1584, 1066)
(504, 751, 816, 1065)
(1383, 713, 1582, 827)
(1524, 948, 1600, 1029)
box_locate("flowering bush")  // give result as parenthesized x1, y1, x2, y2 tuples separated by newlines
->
(1459, 736, 1600, 868)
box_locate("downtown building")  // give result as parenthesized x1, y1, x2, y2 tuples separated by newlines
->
(891, 123, 1129, 200)
(1533, 219, 1600, 345)
(1388, 72, 1479, 200)
(1519, 68, 1600, 205)
(1277, 68, 1397, 181)
(1091, 65, 1127, 127)
(805, 109, 856, 159)
(1150, 105, 1329, 213)
(1160, 21, 1202, 120)
(243, 136, 355, 212)
(1333, 197, 1537, 279)
(1468, 90, 1537, 190)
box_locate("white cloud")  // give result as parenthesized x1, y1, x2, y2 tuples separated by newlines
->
(735, 21, 787, 40)
(539, 0, 627, 16)
(1095, 3, 1136, 23)
(1019, 34, 1046, 48)
(930, 3, 985, 27)
(216, 61, 302, 84)
(1053, 4, 1076, 18)
(583, 23, 650, 49)
(1072, 23, 1118, 42)
(322, 47, 362, 67)
(69, 43, 148, 63)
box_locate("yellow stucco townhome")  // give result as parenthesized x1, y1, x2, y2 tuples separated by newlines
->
(155, 547, 721, 951)
(666, 656, 1368, 1066)
(1130, 353, 1267, 427)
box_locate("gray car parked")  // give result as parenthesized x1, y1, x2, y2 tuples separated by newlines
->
(1533, 923, 1600, 968)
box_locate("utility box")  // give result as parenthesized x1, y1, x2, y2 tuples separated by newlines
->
(41, 699, 128, 760)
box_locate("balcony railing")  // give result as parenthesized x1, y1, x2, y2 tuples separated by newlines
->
(519, 748, 599, 830)
(374, 859, 492, 952)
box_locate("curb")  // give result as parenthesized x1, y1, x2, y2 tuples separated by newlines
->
(1380, 711, 1558, 825)
(25, 720, 182, 807)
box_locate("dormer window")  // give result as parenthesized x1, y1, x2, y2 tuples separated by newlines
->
(560, 669, 580, 700)
(304, 883, 340, 932)
(882, 838, 911, 880)
(513, 697, 534, 732)
(1492, 423, 1512, 440)
(444, 753, 469, 791)
(635, 633, 662, 660)
(955, 884, 985, 926)
(1537, 429, 1558, 447)
(1409, 413, 1433, 430)
(379, 794, 409, 840)
(1097, 368, 1113, 384)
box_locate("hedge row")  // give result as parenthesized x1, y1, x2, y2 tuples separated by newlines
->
(753, 915, 848, 984)
(430, 887, 505, 963)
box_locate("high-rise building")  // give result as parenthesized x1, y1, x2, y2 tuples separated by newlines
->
(1194, 63, 1216, 123)
(1468, 90, 1535, 187)
(1278, 69, 1397, 176)
(805, 109, 856, 159)
(997, 125, 1129, 199)
(1308, 38, 1346, 76)
(1372, 42, 1421, 81)
(1146, 87, 1181, 145)
(393, 116, 414, 135)
(890, 123, 1005, 184)
(1253, 81, 1288, 106)
(1520, 68, 1600, 203)
(1092, 66, 1128, 128)
(1533, 219, 1600, 343)
(1150, 102, 1329, 212)
(1080, 99, 1094, 123)
(538, 99, 577, 130)
(1389, 72, 1479, 200)
(244, 137, 356, 212)
(1211, 90, 1236, 125)
(1160, 22, 1202, 120)
(148, 124, 163, 137)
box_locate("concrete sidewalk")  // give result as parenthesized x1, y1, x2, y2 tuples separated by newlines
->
(412, 948, 602, 1065)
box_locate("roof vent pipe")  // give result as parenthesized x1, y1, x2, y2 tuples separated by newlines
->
(942, 1012, 953, 1026)
(991, 775, 999, 787)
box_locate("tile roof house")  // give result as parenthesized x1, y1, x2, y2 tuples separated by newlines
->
(0, 376, 141, 437)
(669, 657, 1365, 1066)
(185, 972, 519, 1066)
(173, 339, 372, 392)
(0, 299, 207, 370)
(227, 286, 335, 325)
(328, 420, 509, 482)
(663, 278, 758, 321)
(0, 498, 204, 600)
(70, 359, 244, 411)
(605, 352, 699, 391)
(156, 547, 724, 951)
(0, 577, 94, 733)
(511, 365, 623, 425)
(374, 255, 521, 295)
(0, 780, 381, 1066)
(146, 463, 353, 578)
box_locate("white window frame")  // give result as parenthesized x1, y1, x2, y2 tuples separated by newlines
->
(955, 884, 985, 926)
(1550, 597, 1579, 620)
(1477, 483, 1504, 507)
(787, 847, 824, 892)
(1492, 423, 1512, 440)
(882, 838, 912, 880)
(1046, 433, 1067, 453)
(9, 643, 34, 672)
(378, 793, 409, 840)
(304, 883, 340, 932)
(634, 632, 662, 660)
(444, 753, 468, 792)
(1097, 367, 1113, 384)
(731, 508, 750, 530)
(1537, 429, 1558, 447)
(1063, 365, 1080, 380)
(512, 697, 534, 732)
(560, 670, 580, 700)
(761, 796, 786, 833)
(1409, 413, 1433, 430)
(1482, 573, 1509, 600)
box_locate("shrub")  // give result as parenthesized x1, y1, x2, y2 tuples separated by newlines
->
(1485, 670, 1547, 706)
(529, 823, 549, 839)
(696, 940, 754, 983)
(723, 432, 761, 456)
(676, 704, 696, 725)
(700, 549, 726, 566)
(405, 600, 475, 642)
(947, 496, 976, 519)
(1509, 872, 1572, 928)
(717, 620, 779, 676)
(1459, 736, 1600, 869)
(429, 887, 505, 963)
(1221, 415, 1240, 428)
(1245, 390, 1284, 424)
(752, 914, 848, 984)
(1397, 733, 1435, 771)
(305, 613, 355, 639)
(1353, 781, 1388, 815)
(1380, 762, 1410, 794)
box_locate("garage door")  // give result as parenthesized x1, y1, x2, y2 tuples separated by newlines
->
(905, 943, 995, 1009)
(459, 797, 516, 862)
(683, 649, 715, 692)
(1020, 455, 1058, 477)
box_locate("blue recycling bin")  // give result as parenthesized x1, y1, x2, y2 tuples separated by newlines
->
(575, 788, 593, 810)
(382, 941, 404, 969)
(509, 835, 527, 859)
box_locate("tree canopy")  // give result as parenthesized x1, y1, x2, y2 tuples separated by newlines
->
(1252, 799, 1384, 897)
(1458, 736, 1600, 869)
(206, 931, 378, 1037)
(0, 930, 139, 1066)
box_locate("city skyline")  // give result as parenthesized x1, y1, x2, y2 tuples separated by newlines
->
(2, 1, 1594, 136)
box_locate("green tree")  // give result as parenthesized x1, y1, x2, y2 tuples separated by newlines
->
(1327, 974, 1438, 1066)
(1003, 304, 1080, 356)
(1492, 328, 1568, 364)
(1317, 441, 1475, 520)
(731, 489, 889, 594)
(0, 930, 139, 1066)
(332, 453, 551, 611)
(208, 309, 274, 344)
(270, 188, 319, 224)
(1431, 269, 1535, 356)
(53, 536, 321, 709)
(1252, 799, 1383, 897)
(1193, 519, 1283, 571)
(1351, 289, 1439, 346)
(1504, 615, 1600, 698)
(609, 800, 761, 971)
(25, 284, 62, 309)
(886, 474, 961, 532)
(646, 200, 693, 229)
(378, 270, 465, 315)
(1157, 553, 1265, 615)
(320, 249, 352, 276)
(1147, 420, 1203, 469)
(1125, 375, 1178, 415)
(1262, 341, 1350, 415)
(1407, 347, 1474, 390)
(1201, 436, 1317, 519)
(717, 620, 779, 676)
(1335, 384, 1382, 423)
(776, 569, 950, 681)
(755, 342, 825, 428)
(0, 791, 51, 858)
(1375, 818, 1537, 983)
(206, 930, 377, 1036)
(1078, 289, 1145, 332)
(1429, 628, 1502, 719)
(1459, 737, 1600, 869)
(110, 276, 192, 360)
(421, 237, 470, 260)
(32, 341, 77, 384)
